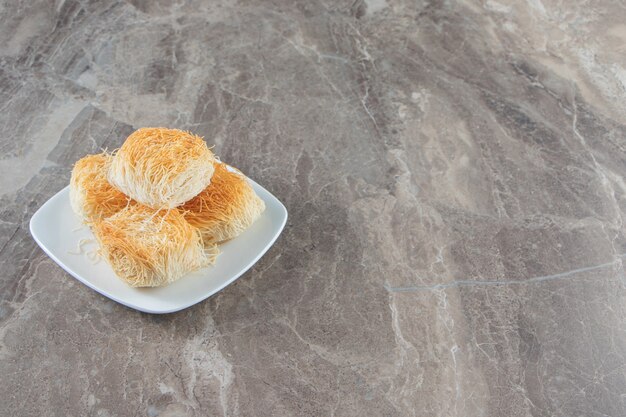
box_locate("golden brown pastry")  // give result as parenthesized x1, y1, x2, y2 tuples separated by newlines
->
(92, 205, 218, 287)
(107, 128, 215, 209)
(181, 162, 265, 243)
(70, 153, 132, 223)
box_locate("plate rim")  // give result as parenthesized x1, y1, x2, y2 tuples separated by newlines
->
(29, 178, 288, 314)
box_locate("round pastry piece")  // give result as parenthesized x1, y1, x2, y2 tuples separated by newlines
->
(92, 205, 218, 287)
(107, 128, 215, 209)
(181, 162, 265, 243)
(70, 153, 132, 223)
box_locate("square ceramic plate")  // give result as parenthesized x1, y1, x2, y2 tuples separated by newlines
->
(29, 174, 287, 314)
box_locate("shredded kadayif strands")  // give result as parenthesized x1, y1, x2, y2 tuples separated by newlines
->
(107, 127, 216, 209)
(70, 153, 132, 223)
(69, 128, 266, 288)
(181, 162, 265, 244)
(92, 205, 219, 287)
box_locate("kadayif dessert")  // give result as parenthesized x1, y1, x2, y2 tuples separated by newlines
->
(181, 162, 265, 243)
(92, 205, 218, 287)
(70, 153, 132, 223)
(107, 127, 216, 209)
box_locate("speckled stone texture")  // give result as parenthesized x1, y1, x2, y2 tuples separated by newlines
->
(1, 0, 626, 416)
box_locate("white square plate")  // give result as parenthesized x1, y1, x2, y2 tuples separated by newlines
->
(29, 175, 287, 314)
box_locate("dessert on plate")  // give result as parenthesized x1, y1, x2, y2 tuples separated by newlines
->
(69, 127, 264, 287)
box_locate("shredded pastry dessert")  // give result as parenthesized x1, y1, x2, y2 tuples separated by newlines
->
(107, 127, 216, 209)
(182, 162, 266, 243)
(69, 127, 266, 287)
(70, 153, 132, 223)
(92, 205, 219, 287)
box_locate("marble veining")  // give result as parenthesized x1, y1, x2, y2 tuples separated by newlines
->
(1, 0, 625, 416)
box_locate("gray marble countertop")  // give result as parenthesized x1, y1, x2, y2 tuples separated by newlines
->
(1, 1, 626, 416)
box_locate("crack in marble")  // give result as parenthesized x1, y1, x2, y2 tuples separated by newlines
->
(384, 254, 626, 293)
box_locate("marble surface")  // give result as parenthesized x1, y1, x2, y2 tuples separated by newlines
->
(1, 0, 626, 415)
